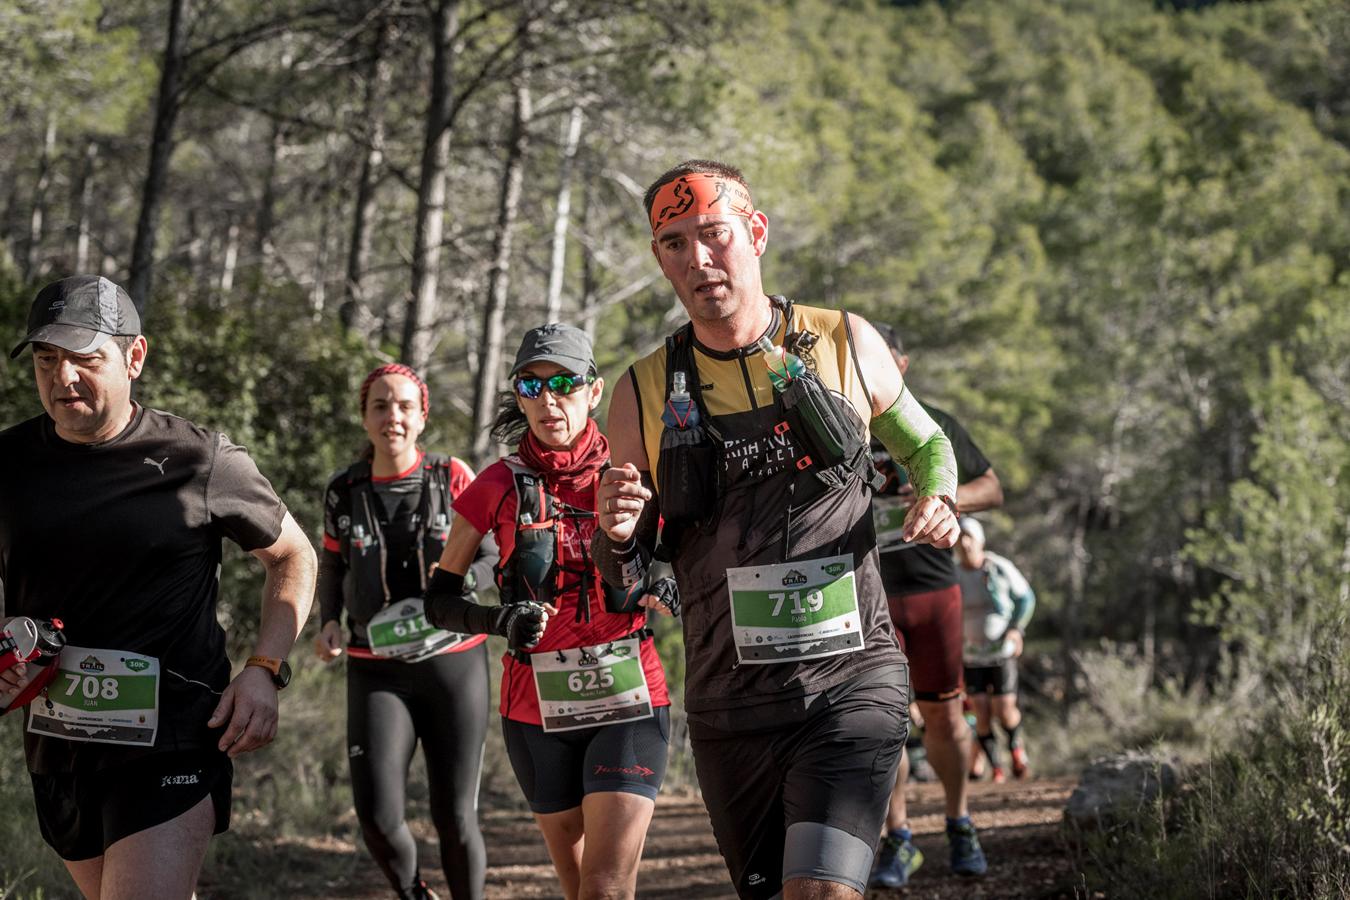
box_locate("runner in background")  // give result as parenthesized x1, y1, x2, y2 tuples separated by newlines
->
(0, 275, 316, 899)
(315, 364, 498, 900)
(424, 324, 674, 900)
(958, 517, 1036, 782)
(869, 322, 1004, 886)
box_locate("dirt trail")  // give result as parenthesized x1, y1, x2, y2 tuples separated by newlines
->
(243, 778, 1079, 899)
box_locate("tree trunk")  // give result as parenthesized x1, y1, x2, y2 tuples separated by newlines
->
(312, 134, 338, 317)
(340, 16, 392, 335)
(220, 217, 240, 294)
(23, 113, 57, 281)
(72, 140, 98, 273)
(401, 0, 460, 371)
(1061, 489, 1090, 718)
(579, 169, 598, 342)
(250, 116, 284, 300)
(545, 104, 584, 322)
(128, 0, 190, 312)
(471, 77, 533, 466)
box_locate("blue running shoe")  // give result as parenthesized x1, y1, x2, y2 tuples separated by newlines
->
(946, 818, 987, 877)
(870, 833, 924, 888)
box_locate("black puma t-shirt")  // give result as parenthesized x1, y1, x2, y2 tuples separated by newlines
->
(0, 406, 286, 773)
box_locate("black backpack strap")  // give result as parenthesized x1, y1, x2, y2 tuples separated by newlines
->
(345, 459, 373, 488)
(665, 322, 706, 415)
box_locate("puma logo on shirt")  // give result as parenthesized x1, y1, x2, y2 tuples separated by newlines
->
(144, 456, 168, 474)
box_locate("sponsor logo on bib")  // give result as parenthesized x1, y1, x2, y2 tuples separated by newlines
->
(79, 655, 104, 673)
(782, 570, 808, 586)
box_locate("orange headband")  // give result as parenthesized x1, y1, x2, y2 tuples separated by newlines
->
(649, 173, 755, 235)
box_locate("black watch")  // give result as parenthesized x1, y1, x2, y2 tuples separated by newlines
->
(246, 655, 292, 689)
(938, 494, 960, 517)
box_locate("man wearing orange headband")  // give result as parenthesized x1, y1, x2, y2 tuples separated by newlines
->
(593, 160, 961, 900)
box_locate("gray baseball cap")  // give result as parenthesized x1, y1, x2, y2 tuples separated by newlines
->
(510, 323, 595, 377)
(11, 275, 141, 359)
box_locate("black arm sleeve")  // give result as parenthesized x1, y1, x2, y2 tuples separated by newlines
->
(592, 474, 661, 590)
(466, 530, 500, 593)
(317, 548, 345, 627)
(424, 568, 502, 634)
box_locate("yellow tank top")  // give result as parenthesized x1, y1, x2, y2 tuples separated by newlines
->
(629, 302, 871, 490)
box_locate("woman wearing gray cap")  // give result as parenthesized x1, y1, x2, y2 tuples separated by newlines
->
(422, 324, 676, 900)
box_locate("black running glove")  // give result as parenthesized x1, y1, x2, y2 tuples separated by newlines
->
(425, 570, 547, 650)
(491, 603, 548, 651)
(646, 576, 680, 617)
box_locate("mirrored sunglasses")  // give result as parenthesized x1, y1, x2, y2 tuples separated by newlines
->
(514, 372, 596, 399)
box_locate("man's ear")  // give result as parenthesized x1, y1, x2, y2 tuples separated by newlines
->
(749, 210, 770, 256)
(126, 336, 149, 380)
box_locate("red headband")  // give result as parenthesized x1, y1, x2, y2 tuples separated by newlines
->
(360, 363, 429, 416)
(649, 173, 755, 235)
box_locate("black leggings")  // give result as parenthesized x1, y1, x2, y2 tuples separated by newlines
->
(347, 644, 490, 900)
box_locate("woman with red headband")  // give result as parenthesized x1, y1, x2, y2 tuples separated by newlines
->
(315, 363, 498, 900)
(423, 325, 676, 900)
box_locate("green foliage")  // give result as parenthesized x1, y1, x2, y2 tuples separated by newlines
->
(1076, 659, 1350, 900)
(0, 722, 69, 898)
(0, 0, 152, 135)
(1186, 354, 1350, 677)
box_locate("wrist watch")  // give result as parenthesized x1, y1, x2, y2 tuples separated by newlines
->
(938, 495, 960, 518)
(245, 655, 292, 689)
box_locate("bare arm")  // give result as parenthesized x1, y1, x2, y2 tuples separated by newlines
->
(957, 468, 1003, 514)
(598, 372, 654, 543)
(209, 511, 317, 758)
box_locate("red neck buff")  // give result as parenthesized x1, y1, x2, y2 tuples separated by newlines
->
(518, 418, 609, 493)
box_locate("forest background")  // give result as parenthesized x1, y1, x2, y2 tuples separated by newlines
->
(0, 0, 1347, 897)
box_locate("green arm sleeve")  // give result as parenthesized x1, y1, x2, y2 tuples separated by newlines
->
(869, 387, 959, 498)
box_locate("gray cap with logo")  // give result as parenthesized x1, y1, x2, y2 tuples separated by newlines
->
(510, 323, 596, 377)
(10, 275, 141, 359)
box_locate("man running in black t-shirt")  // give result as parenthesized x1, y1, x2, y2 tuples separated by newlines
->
(868, 323, 1004, 886)
(0, 275, 316, 899)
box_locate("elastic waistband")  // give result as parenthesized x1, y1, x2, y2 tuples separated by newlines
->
(508, 627, 653, 666)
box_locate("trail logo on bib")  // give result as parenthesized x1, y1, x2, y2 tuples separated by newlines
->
(79, 655, 105, 673)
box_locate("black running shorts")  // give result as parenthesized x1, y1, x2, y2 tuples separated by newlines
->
(29, 749, 232, 861)
(502, 705, 670, 814)
(964, 659, 1018, 696)
(689, 666, 909, 899)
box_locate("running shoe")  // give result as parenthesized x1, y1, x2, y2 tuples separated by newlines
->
(1011, 746, 1030, 779)
(991, 766, 1007, 784)
(870, 834, 924, 888)
(946, 819, 988, 877)
(404, 881, 440, 900)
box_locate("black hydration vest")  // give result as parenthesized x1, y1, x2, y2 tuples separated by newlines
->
(331, 454, 455, 640)
(500, 458, 637, 623)
(656, 296, 882, 550)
